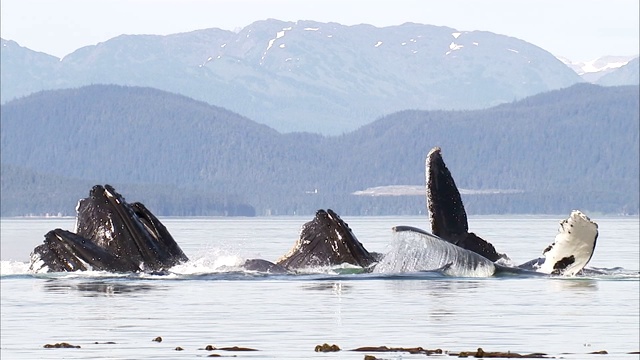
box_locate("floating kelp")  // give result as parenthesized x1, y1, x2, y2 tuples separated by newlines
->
(450, 347, 548, 358)
(43, 342, 81, 349)
(202, 345, 258, 351)
(315, 343, 341, 352)
(353, 345, 442, 355)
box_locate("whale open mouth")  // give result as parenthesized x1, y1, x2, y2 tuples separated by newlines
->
(30, 185, 188, 273)
(276, 209, 379, 270)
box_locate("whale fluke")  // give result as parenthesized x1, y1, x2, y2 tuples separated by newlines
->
(276, 209, 379, 270)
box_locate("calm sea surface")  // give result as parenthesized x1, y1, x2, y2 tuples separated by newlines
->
(1, 215, 639, 359)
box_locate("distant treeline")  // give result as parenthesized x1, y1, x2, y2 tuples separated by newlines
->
(1, 83, 638, 216)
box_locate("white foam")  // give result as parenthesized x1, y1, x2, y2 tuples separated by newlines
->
(169, 250, 245, 275)
(1, 260, 31, 276)
(373, 229, 496, 277)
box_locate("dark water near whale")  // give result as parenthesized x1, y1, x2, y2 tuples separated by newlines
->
(1, 215, 639, 359)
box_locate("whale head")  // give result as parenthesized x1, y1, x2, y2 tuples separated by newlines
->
(276, 209, 379, 270)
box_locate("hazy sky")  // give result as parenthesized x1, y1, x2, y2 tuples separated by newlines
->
(1, 0, 638, 61)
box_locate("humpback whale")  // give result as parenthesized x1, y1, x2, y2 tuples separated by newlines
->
(29, 185, 188, 273)
(276, 209, 380, 270)
(387, 147, 599, 276)
(28, 187, 374, 273)
(28, 147, 598, 277)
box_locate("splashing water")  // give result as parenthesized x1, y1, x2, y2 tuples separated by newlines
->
(373, 228, 497, 277)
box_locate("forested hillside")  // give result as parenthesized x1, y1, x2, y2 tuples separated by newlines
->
(1, 84, 638, 216)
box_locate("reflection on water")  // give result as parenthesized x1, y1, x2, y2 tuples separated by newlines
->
(302, 281, 351, 294)
(41, 279, 164, 296)
(548, 278, 599, 292)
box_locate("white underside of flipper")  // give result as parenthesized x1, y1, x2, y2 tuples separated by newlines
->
(536, 210, 598, 276)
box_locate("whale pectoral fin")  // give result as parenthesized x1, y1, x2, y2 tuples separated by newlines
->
(458, 232, 506, 263)
(536, 210, 599, 276)
(29, 229, 141, 273)
(426, 147, 469, 241)
(276, 209, 377, 270)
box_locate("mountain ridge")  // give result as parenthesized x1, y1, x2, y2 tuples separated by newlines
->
(0, 19, 588, 134)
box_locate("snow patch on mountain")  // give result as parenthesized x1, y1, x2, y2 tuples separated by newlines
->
(558, 55, 638, 82)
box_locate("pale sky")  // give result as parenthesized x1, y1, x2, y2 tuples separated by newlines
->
(1, 0, 638, 61)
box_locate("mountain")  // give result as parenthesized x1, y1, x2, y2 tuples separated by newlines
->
(596, 57, 640, 86)
(1, 20, 583, 134)
(560, 55, 639, 83)
(1, 83, 638, 217)
(0, 39, 61, 100)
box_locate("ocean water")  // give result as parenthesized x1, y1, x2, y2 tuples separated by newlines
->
(1, 215, 639, 359)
